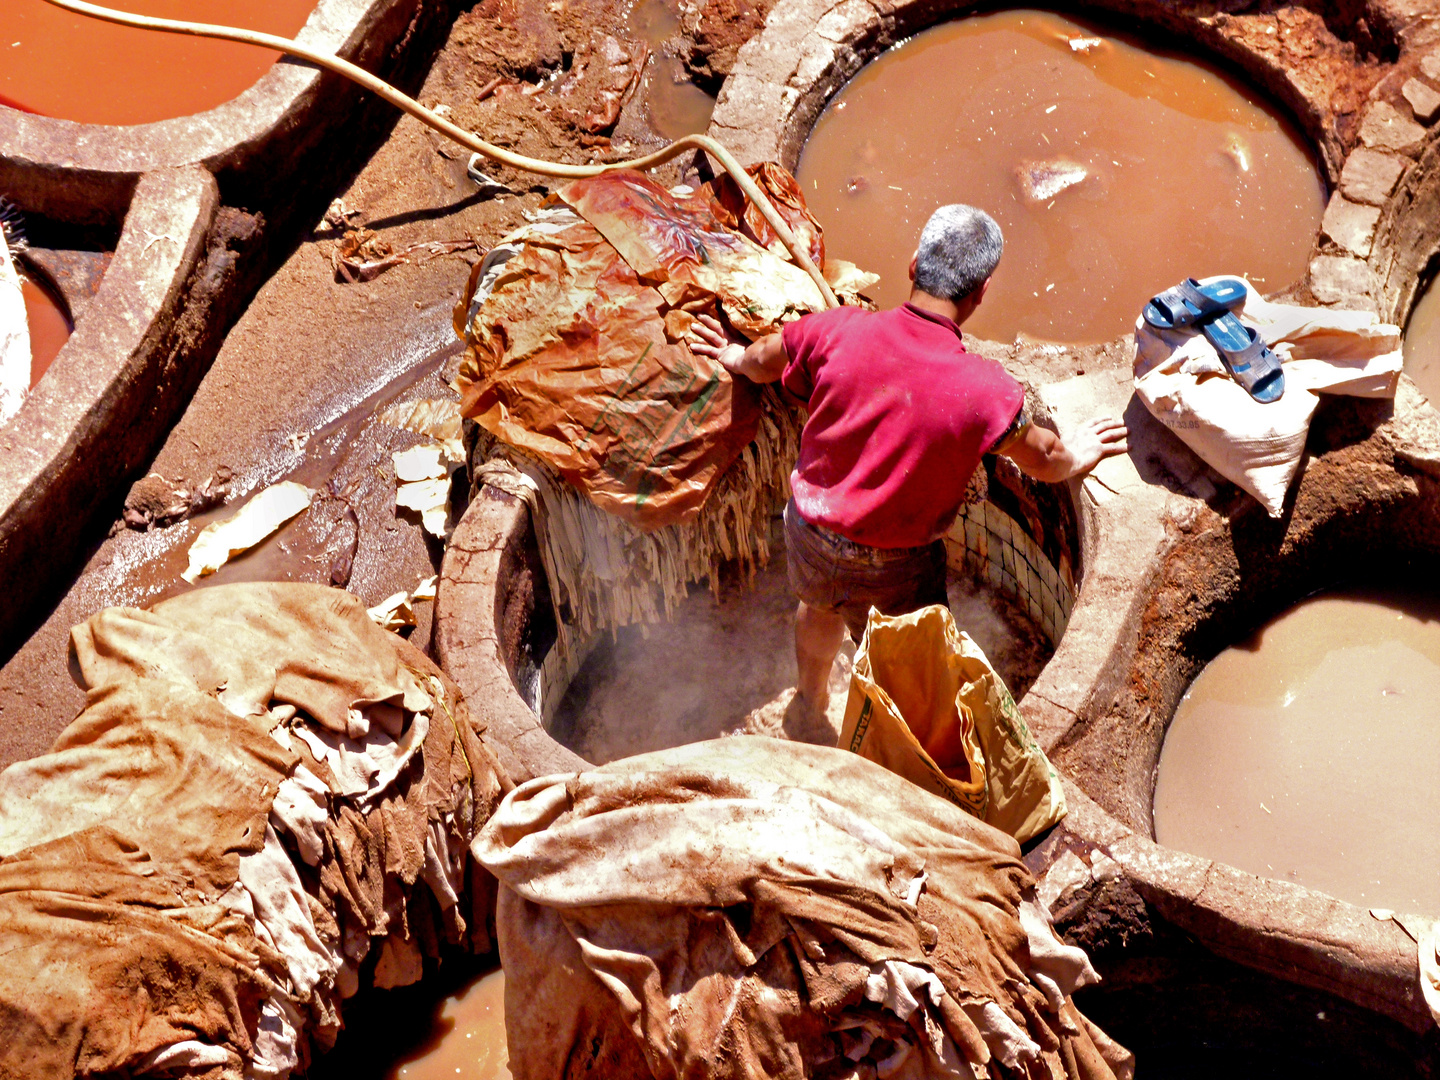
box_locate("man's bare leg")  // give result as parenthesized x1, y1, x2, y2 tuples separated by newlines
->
(794, 601, 846, 719)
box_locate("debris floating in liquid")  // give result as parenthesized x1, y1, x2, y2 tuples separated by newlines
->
(181, 481, 313, 583)
(1015, 158, 1088, 203)
(1221, 131, 1253, 172)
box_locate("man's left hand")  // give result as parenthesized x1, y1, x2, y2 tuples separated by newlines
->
(686, 313, 746, 373)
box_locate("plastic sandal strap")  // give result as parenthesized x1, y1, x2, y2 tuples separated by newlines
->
(1220, 327, 1280, 393)
(1150, 279, 1228, 327)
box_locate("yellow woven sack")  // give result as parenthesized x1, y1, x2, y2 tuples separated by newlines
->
(839, 604, 1066, 843)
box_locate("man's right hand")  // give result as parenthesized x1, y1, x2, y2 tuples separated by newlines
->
(1000, 416, 1128, 483)
(1059, 416, 1130, 477)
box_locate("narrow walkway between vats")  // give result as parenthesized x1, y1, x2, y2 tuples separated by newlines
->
(0, 0, 712, 765)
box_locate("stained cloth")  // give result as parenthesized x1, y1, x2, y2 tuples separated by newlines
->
(474, 736, 1133, 1080)
(780, 303, 1026, 548)
(455, 166, 868, 532)
(0, 227, 29, 425)
(1134, 277, 1402, 516)
(0, 583, 509, 1080)
(456, 163, 876, 637)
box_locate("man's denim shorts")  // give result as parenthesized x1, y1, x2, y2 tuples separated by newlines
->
(783, 499, 948, 640)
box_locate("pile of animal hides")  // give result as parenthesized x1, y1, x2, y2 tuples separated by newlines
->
(0, 583, 510, 1080)
(475, 736, 1135, 1080)
(454, 162, 877, 638)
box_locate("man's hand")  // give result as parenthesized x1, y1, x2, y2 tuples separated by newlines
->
(685, 312, 789, 384)
(1061, 416, 1129, 477)
(686, 313, 746, 375)
(999, 416, 1128, 483)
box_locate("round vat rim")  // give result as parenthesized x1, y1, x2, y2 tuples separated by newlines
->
(0, 0, 418, 227)
(0, 166, 216, 649)
(704, 0, 1440, 329)
(1031, 384, 1440, 1036)
(436, 389, 1440, 1035)
(707, 0, 1347, 182)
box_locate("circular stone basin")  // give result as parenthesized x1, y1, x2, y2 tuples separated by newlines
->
(548, 526, 1058, 763)
(1404, 274, 1440, 405)
(795, 8, 1325, 344)
(4, 0, 317, 126)
(1154, 586, 1440, 914)
(438, 455, 1081, 781)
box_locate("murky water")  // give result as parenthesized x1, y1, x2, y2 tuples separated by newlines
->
(309, 966, 510, 1080)
(20, 275, 71, 387)
(1404, 276, 1440, 405)
(797, 10, 1325, 344)
(625, 0, 716, 139)
(550, 549, 1050, 763)
(388, 970, 510, 1080)
(3, 0, 316, 126)
(1154, 588, 1440, 913)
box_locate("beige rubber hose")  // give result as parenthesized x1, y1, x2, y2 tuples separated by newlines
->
(37, 0, 839, 308)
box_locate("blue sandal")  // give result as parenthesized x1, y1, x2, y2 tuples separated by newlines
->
(1201, 311, 1285, 403)
(1144, 277, 1247, 330)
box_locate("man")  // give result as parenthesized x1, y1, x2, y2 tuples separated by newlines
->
(688, 204, 1128, 723)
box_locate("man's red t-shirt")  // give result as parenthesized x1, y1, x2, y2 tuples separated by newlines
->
(779, 303, 1024, 549)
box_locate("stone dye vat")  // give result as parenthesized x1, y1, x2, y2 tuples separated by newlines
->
(794, 10, 1325, 344)
(4, 0, 317, 126)
(710, 0, 1440, 1047)
(547, 500, 1066, 764)
(1154, 587, 1440, 914)
(437, 453, 1080, 782)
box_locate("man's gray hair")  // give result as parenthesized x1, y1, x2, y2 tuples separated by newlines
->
(913, 204, 1003, 302)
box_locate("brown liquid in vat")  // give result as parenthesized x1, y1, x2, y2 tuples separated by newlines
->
(2, 0, 316, 127)
(796, 10, 1325, 344)
(387, 970, 510, 1080)
(1153, 589, 1440, 913)
(1404, 277, 1440, 405)
(21, 276, 72, 388)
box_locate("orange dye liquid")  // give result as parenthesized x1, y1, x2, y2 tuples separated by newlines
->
(20, 276, 71, 387)
(2, 0, 317, 127)
(797, 10, 1325, 344)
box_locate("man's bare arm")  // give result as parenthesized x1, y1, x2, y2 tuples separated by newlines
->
(687, 313, 788, 383)
(997, 417, 1129, 483)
